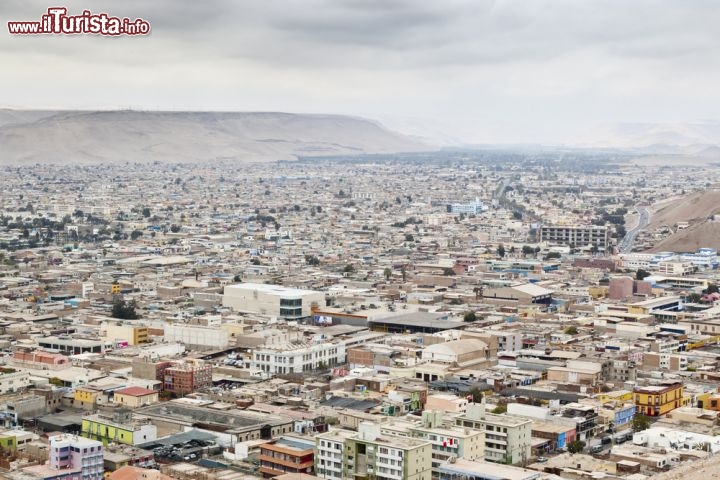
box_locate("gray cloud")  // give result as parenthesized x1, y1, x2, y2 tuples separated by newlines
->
(1, 0, 720, 143)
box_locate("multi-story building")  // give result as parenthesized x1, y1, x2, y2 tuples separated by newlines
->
(643, 352, 687, 371)
(380, 411, 484, 478)
(103, 322, 149, 346)
(259, 435, 315, 478)
(560, 403, 599, 441)
(163, 324, 229, 350)
(42, 434, 104, 480)
(315, 423, 432, 480)
(447, 198, 488, 215)
(81, 410, 157, 446)
(540, 225, 608, 250)
(160, 359, 212, 396)
(251, 336, 349, 375)
(0, 429, 37, 451)
(454, 402, 532, 465)
(634, 382, 686, 417)
(0, 368, 30, 394)
(223, 283, 325, 319)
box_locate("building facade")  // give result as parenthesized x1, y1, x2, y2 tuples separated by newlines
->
(634, 382, 686, 417)
(160, 359, 213, 395)
(455, 403, 532, 465)
(81, 410, 157, 446)
(223, 283, 325, 319)
(540, 225, 608, 249)
(259, 436, 315, 478)
(48, 434, 104, 480)
(316, 423, 432, 480)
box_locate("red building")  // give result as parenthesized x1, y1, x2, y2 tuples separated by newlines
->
(159, 359, 212, 396)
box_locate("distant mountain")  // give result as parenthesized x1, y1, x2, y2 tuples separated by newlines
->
(576, 121, 720, 152)
(0, 109, 430, 164)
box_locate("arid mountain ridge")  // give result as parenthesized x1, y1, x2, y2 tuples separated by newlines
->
(0, 109, 429, 165)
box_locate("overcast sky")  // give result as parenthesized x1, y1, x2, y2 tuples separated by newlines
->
(2, 0, 720, 144)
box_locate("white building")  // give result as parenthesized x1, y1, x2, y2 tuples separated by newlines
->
(164, 324, 229, 349)
(223, 283, 325, 319)
(0, 369, 31, 394)
(633, 426, 720, 454)
(421, 339, 489, 365)
(448, 197, 488, 215)
(251, 338, 344, 374)
(455, 402, 532, 465)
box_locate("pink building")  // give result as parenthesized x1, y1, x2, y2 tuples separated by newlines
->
(12, 349, 71, 370)
(608, 276, 634, 300)
(47, 434, 103, 479)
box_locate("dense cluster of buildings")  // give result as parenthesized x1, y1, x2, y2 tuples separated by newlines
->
(1, 158, 720, 480)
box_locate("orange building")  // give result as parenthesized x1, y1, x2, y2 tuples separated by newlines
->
(259, 436, 315, 478)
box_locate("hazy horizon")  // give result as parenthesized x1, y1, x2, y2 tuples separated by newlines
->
(3, 0, 720, 145)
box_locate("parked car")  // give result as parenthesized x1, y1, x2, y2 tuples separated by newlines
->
(590, 445, 604, 454)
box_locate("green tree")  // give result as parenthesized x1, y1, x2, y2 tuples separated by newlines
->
(48, 377, 65, 387)
(130, 230, 143, 240)
(305, 254, 320, 266)
(111, 298, 139, 320)
(636, 269, 651, 281)
(233, 274, 242, 282)
(491, 403, 507, 414)
(564, 326, 579, 335)
(467, 388, 484, 403)
(141, 207, 151, 218)
(632, 413, 651, 432)
(688, 292, 702, 303)
(497, 244, 506, 258)
(343, 264, 355, 273)
(383, 268, 392, 281)
(567, 440, 586, 454)
(443, 267, 456, 276)
(463, 311, 477, 323)
(522, 245, 535, 256)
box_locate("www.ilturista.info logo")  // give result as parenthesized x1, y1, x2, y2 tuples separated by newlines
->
(8, 7, 150, 36)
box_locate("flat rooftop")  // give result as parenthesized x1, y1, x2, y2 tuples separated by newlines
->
(136, 402, 292, 432)
(225, 282, 320, 296)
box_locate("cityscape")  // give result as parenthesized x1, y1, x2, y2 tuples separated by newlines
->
(4, 1, 720, 480)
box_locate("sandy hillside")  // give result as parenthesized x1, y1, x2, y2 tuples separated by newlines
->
(648, 222, 720, 252)
(648, 191, 720, 229)
(0, 110, 430, 165)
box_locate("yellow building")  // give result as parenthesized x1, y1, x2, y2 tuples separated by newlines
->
(81, 410, 156, 446)
(589, 286, 608, 300)
(74, 386, 102, 410)
(596, 390, 633, 404)
(113, 386, 159, 408)
(104, 322, 149, 346)
(634, 382, 686, 417)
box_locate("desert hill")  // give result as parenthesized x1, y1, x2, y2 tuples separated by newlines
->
(0, 109, 429, 164)
(644, 190, 720, 252)
(648, 191, 720, 230)
(649, 222, 720, 252)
